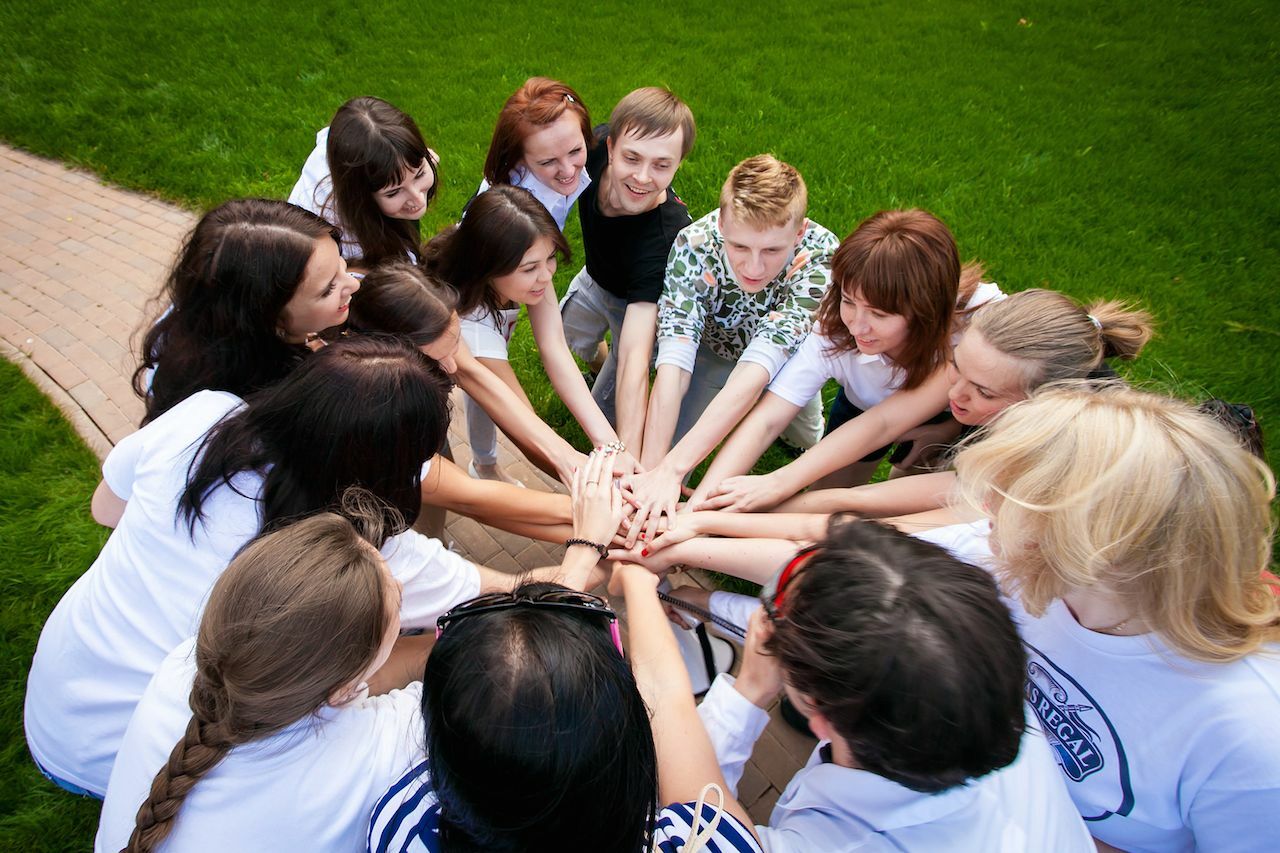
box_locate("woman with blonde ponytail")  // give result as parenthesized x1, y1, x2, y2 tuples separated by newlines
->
(95, 504, 417, 852)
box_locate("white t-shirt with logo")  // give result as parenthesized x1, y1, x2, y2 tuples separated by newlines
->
(95, 638, 425, 853)
(910, 520, 1280, 852)
(24, 390, 477, 794)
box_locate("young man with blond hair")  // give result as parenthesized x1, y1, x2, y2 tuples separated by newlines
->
(560, 87, 695, 458)
(626, 155, 836, 534)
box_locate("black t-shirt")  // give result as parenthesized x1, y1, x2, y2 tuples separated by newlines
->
(578, 125, 691, 304)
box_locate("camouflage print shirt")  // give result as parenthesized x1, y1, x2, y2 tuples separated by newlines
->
(655, 209, 837, 380)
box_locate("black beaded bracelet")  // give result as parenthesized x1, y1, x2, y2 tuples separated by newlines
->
(565, 538, 609, 559)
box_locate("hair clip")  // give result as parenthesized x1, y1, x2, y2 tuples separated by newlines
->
(564, 93, 576, 104)
(1086, 314, 1103, 331)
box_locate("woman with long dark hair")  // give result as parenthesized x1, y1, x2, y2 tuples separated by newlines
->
(289, 96, 438, 265)
(425, 184, 640, 482)
(134, 198, 360, 424)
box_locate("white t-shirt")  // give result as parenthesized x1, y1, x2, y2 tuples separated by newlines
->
(367, 761, 764, 852)
(475, 164, 590, 233)
(95, 638, 425, 853)
(288, 126, 364, 260)
(699, 674, 1093, 852)
(459, 305, 521, 361)
(24, 390, 478, 794)
(768, 281, 1005, 409)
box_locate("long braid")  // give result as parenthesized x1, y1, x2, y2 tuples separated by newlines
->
(124, 684, 237, 853)
(116, 502, 394, 851)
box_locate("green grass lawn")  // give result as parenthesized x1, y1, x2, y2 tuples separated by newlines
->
(1, 0, 1277, 847)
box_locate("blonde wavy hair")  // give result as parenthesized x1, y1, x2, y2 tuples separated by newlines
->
(953, 381, 1278, 663)
(719, 154, 807, 229)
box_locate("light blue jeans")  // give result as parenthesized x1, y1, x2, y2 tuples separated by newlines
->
(559, 267, 630, 425)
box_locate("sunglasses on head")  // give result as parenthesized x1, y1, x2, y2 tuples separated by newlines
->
(760, 545, 820, 621)
(436, 588, 623, 656)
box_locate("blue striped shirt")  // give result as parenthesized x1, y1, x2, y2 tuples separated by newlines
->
(368, 762, 762, 852)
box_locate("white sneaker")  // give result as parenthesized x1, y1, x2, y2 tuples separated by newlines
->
(468, 459, 526, 488)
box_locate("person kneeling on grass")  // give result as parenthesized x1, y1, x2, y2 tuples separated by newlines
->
(694, 519, 1094, 851)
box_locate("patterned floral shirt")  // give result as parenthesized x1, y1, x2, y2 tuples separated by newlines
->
(656, 210, 837, 379)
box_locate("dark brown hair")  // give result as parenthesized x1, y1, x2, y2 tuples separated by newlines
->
(134, 198, 339, 424)
(180, 336, 451, 536)
(609, 87, 696, 159)
(350, 260, 459, 349)
(483, 77, 592, 187)
(326, 96, 436, 265)
(767, 518, 1026, 793)
(814, 209, 983, 390)
(422, 185, 570, 324)
(124, 501, 395, 852)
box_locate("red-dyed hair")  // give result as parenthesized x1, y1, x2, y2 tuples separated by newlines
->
(815, 209, 982, 390)
(482, 77, 592, 186)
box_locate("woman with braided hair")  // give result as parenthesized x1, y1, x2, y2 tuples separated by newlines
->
(94, 504, 420, 852)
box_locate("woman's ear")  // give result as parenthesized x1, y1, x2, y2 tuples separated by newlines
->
(790, 690, 837, 742)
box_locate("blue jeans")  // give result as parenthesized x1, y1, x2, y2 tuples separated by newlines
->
(36, 761, 102, 799)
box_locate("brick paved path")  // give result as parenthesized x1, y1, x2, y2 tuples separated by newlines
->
(0, 143, 813, 822)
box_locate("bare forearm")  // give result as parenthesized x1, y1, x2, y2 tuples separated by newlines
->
(684, 511, 828, 544)
(615, 349, 650, 452)
(476, 544, 600, 592)
(663, 365, 768, 478)
(640, 365, 691, 468)
(614, 302, 660, 453)
(659, 537, 800, 584)
(457, 359, 580, 478)
(422, 457, 571, 525)
(692, 393, 798, 503)
(618, 565, 756, 832)
(775, 471, 957, 516)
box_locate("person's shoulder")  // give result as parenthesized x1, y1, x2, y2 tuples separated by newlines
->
(368, 759, 440, 853)
(673, 209, 719, 254)
(800, 218, 841, 251)
(150, 390, 244, 437)
(658, 187, 692, 235)
(584, 124, 611, 179)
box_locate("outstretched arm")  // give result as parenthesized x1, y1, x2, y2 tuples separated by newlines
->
(454, 339, 585, 486)
(475, 447, 625, 593)
(527, 298, 641, 474)
(774, 471, 958, 516)
(421, 455, 570, 529)
(626, 363, 773, 549)
(611, 562, 758, 837)
(613, 537, 801, 585)
(613, 302, 659, 453)
(697, 368, 952, 513)
(687, 390, 802, 507)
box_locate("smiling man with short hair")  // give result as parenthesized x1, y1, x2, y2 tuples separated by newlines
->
(559, 87, 696, 455)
